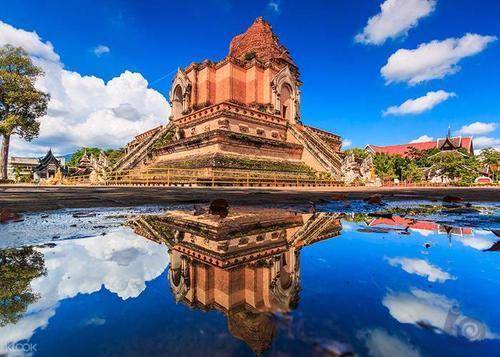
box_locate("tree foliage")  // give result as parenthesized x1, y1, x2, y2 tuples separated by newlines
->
(344, 147, 368, 160)
(68, 147, 124, 167)
(428, 151, 480, 184)
(0, 45, 49, 178)
(372, 149, 481, 184)
(373, 153, 396, 180)
(0, 45, 49, 139)
(0, 246, 46, 327)
(479, 148, 500, 167)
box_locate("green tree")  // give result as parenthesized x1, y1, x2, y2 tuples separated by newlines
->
(429, 151, 480, 184)
(479, 148, 500, 181)
(479, 147, 500, 166)
(373, 153, 396, 180)
(402, 161, 424, 182)
(392, 155, 410, 181)
(0, 45, 49, 179)
(105, 148, 124, 166)
(344, 147, 368, 160)
(68, 147, 101, 167)
(0, 246, 46, 327)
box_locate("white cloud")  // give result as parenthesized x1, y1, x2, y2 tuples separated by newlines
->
(458, 121, 497, 135)
(0, 21, 59, 62)
(384, 90, 455, 116)
(356, 0, 435, 45)
(268, 0, 280, 13)
(387, 257, 456, 282)
(474, 136, 500, 150)
(343, 139, 353, 148)
(93, 44, 110, 57)
(381, 34, 497, 85)
(0, 20, 170, 156)
(410, 135, 434, 143)
(0, 229, 169, 352)
(360, 328, 421, 357)
(383, 288, 497, 341)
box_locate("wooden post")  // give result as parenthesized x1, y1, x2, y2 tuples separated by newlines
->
(274, 174, 277, 187)
(246, 172, 249, 187)
(167, 169, 170, 186)
(212, 170, 215, 187)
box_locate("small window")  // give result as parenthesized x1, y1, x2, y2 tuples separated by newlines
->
(239, 125, 249, 133)
(256, 128, 265, 136)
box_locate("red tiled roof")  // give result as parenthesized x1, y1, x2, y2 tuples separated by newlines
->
(366, 137, 473, 157)
(370, 217, 438, 231)
(370, 217, 472, 235)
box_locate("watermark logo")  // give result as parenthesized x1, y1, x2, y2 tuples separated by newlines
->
(6, 342, 37, 353)
(444, 304, 486, 341)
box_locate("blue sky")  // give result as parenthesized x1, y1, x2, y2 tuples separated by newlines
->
(1, 0, 499, 155)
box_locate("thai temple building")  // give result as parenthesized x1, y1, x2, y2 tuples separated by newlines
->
(114, 17, 343, 179)
(366, 135, 474, 158)
(7, 150, 66, 182)
(128, 208, 342, 354)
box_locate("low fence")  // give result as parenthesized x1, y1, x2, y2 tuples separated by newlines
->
(64, 167, 344, 188)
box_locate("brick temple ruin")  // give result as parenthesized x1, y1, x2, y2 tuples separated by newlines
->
(113, 17, 343, 181)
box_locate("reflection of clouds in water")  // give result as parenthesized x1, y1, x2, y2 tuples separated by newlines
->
(455, 230, 497, 250)
(340, 220, 357, 232)
(387, 257, 456, 282)
(0, 229, 168, 352)
(383, 288, 497, 341)
(360, 328, 420, 357)
(409, 228, 434, 237)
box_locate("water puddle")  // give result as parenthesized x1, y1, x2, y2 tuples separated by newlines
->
(0, 200, 499, 355)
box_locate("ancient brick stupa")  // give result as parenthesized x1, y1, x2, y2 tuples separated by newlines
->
(114, 17, 343, 178)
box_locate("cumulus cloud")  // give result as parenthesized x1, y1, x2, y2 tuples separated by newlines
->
(0, 21, 59, 62)
(0, 20, 170, 156)
(458, 121, 497, 135)
(474, 136, 500, 150)
(411, 135, 434, 143)
(383, 288, 497, 341)
(0, 229, 169, 352)
(383, 90, 455, 116)
(93, 44, 110, 57)
(343, 139, 353, 148)
(356, 0, 436, 45)
(381, 34, 497, 85)
(360, 328, 421, 357)
(387, 257, 456, 282)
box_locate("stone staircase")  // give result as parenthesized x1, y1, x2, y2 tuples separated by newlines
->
(113, 123, 174, 172)
(289, 124, 342, 177)
(290, 213, 340, 246)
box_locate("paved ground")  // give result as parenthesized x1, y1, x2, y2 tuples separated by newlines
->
(0, 185, 499, 212)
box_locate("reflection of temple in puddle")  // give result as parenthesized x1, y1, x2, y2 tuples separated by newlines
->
(369, 216, 473, 236)
(129, 208, 341, 354)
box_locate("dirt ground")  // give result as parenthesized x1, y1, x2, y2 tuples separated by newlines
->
(0, 185, 499, 213)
